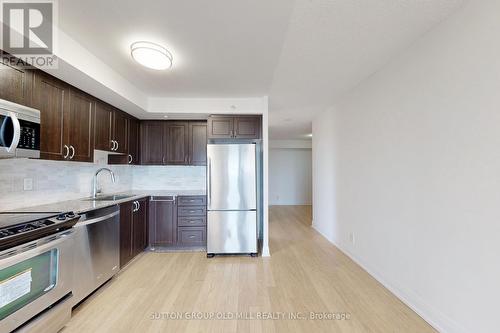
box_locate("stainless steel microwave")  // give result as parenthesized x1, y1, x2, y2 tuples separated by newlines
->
(0, 99, 40, 159)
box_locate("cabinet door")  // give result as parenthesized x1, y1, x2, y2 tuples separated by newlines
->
(164, 121, 188, 165)
(0, 60, 32, 106)
(66, 89, 94, 162)
(113, 110, 129, 154)
(133, 198, 148, 255)
(149, 198, 176, 247)
(207, 116, 233, 139)
(188, 121, 207, 165)
(94, 102, 113, 151)
(128, 118, 140, 164)
(32, 72, 68, 160)
(234, 116, 261, 139)
(120, 201, 134, 268)
(140, 121, 164, 165)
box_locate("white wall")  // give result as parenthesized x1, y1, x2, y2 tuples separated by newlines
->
(313, 1, 500, 332)
(269, 146, 312, 205)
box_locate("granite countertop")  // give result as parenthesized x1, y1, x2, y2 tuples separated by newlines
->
(5, 189, 206, 215)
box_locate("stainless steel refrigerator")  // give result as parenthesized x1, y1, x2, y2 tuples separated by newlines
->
(207, 143, 258, 256)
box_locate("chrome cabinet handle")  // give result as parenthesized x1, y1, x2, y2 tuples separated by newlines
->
(188, 235, 195, 239)
(128, 154, 133, 164)
(69, 145, 75, 159)
(63, 145, 69, 159)
(116, 141, 119, 151)
(137, 201, 140, 211)
(162, 156, 165, 164)
(110, 140, 115, 151)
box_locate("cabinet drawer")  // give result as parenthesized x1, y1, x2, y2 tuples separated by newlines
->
(178, 206, 206, 217)
(177, 227, 206, 245)
(177, 196, 206, 206)
(178, 216, 206, 227)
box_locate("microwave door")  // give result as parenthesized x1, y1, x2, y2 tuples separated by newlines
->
(0, 112, 20, 158)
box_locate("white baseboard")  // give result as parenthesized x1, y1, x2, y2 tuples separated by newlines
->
(311, 225, 467, 333)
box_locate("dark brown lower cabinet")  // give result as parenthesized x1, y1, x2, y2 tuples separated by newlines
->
(120, 201, 134, 267)
(149, 196, 177, 247)
(176, 195, 207, 247)
(147, 195, 206, 248)
(120, 198, 148, 268)
(177, 227, 206, 246)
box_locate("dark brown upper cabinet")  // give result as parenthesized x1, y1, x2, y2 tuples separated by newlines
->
(207, 115, 261, 139)
(65, 89, 94, 162)
(140, 121, 165, 165)
(32, 72, 69, 161)
(113, 110, 129, 154)
(234, 116, 261, 139)
(207, 116, 233, 139)
(164, 121, 189, 165)
(128, 118, 140, 165)
(33, 72, 94, 162)
(94, 102, 113, 151)
(188, 122, 207, 166)
(94, 102, 128, 154)
(140, 120, 207, 166)
(0, 59, 33, 106)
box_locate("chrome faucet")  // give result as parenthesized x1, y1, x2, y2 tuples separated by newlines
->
(91, 168, 116, 198)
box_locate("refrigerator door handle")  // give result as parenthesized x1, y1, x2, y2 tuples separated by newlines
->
(207, 157, 212, 208)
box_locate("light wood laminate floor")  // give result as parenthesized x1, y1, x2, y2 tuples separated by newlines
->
(63, 205, 434, 333)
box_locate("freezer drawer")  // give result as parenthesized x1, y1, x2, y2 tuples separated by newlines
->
(207, 211, 257, 254)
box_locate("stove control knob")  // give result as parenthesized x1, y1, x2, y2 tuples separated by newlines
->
(56, 214, 66, 221)
(66, 212, 76, 219)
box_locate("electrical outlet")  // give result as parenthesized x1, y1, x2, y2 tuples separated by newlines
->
(349, 232, 355, 245)
(23, 178, 33, 191)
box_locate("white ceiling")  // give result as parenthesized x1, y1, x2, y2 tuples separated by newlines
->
(57, 0, 466, 140)
(58, 0, 294, 98)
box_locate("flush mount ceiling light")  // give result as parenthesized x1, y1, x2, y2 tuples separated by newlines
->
(130, 41, 173, 70)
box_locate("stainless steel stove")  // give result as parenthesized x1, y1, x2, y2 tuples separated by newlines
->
(0, 212, 78, 251)
(0, 211, 79, 332)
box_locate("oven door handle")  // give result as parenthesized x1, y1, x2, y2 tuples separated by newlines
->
(76, 211, 119, 227)
(0, 230, 74, 263)
(0, 112, 21, 152)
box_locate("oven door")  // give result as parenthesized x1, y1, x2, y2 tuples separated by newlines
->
(0, 230, 74, 332)
(0, 110, 21, 158)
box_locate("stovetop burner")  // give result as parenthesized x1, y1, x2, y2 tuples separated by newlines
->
(0, 212, 80, 251)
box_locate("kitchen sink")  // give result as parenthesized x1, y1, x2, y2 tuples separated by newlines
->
(84, 194, 135, 201)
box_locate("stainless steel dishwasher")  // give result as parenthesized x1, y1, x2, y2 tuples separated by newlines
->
(72, 205, 120, 306)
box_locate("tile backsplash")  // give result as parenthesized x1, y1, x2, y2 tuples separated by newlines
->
(132, 165, 206, 190)
(0, 151, 206, 211)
